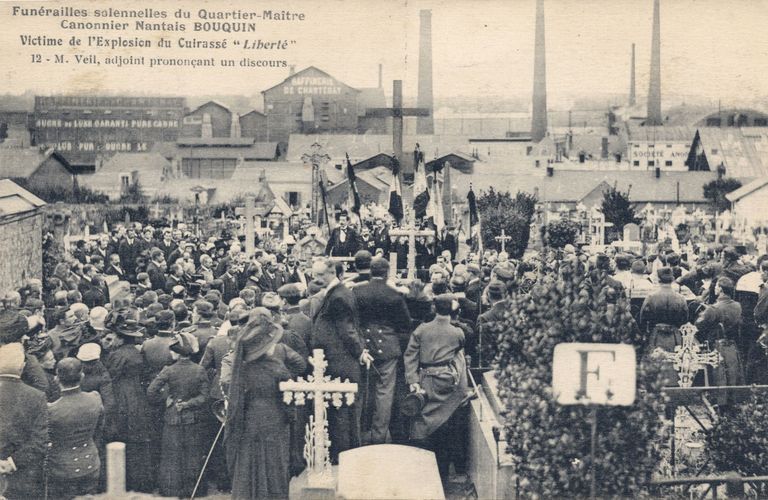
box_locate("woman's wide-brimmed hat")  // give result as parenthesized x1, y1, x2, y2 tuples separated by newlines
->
(239, 316, 283, 363)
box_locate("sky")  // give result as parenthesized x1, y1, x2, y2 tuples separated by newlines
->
(1, 0, 767, 105)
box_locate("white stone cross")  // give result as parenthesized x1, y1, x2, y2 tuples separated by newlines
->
(389, 225, 435, 279)
(494, 229, 512, 253)
(658, 323, 721, 387)
(280, 349, 358, 487)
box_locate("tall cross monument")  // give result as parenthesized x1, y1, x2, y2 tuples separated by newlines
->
(365, 80, 430, 182)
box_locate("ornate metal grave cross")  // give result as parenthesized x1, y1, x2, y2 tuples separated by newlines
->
(662, 323, 722, 388)
(494, 229, 512, 253)
(389, 225, 435, 279)
(280, 349, 358, 487)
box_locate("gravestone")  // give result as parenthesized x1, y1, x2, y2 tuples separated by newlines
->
(336, 445, 445, 500)
(623, 223, 640, 242)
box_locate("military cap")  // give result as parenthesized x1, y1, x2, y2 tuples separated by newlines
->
(0, 309, 29, 343)
(487, 280, 506, 298)
(657, 266, 674, 284)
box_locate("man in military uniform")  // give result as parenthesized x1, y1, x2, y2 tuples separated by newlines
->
(47, 358, 104, 499)
(353, 257, 412, 444)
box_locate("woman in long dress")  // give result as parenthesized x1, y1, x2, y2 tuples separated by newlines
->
(225, 311, 306, 499)
(147, 332, 209, 498)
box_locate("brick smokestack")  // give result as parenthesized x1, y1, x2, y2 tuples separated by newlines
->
(378, 64, 383, 89)
(646, 0, 662, 125)
(417, 9, 434, 135)
(629, 43, 636, 106)
(531, 0, 548, 143)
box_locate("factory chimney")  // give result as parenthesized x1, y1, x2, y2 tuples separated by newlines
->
(646, 0, 662, 125)
(531, 0, 548, 143)
(416, 9, 434, 134)
(378, 64, 383, 89)
(629, 43, 636, 106)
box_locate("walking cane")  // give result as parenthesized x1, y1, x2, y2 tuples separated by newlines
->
(190, 421, 225, 500)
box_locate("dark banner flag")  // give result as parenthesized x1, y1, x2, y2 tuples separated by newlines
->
(388, 156, 404, 224)
(346, 152, 361, 216)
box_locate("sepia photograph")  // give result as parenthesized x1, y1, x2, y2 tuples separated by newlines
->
(1, 0, 768, 498)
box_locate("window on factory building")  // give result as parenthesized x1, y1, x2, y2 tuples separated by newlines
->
(665, 160, 673, 167)
(633, 160, 640, 167)
(711, 149, 719, 155)
(320, 101, 331, 122)
(755, 118, 768, 126)
(648, 160, 655, 167)
(666, 144, 672, 148)
(707, 118, 722, 127)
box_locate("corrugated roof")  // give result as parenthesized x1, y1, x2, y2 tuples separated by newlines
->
(0, 179, 46, 215)
(286, 134, 473, 162)
(696, 128, 768, 178)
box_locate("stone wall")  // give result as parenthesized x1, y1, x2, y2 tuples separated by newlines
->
(0, 211, 43, 291)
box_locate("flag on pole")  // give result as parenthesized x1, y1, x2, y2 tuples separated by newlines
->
(412, 147, 430, 220)
(318, 172, 331, 229)
(467, 184, 483, 253)
(432, 164, 445, 232)
(345, 153, 361, 217)
(388, 156, 404, 224)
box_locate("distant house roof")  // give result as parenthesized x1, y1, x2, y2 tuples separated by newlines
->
(187, 100, 231, 115)
(153, 142, 278, 161)
(240, 110, 266, 119)
(726, 177, 768, 203)
(261, 66, 361, 95)
(426, 152, 476, 174)
(0, 148, 72, 178)
(625, 123, 696, 142)
(286, 134, 472, 162)
(691, 128, 768, 178)
(176, 137, 255, 147)
(327, 166, 391, 195)
(452, 168, 729, 205)
(0, 179, 45, 216)
(356, 88, 386, 115)
(230, 161, 311, 184)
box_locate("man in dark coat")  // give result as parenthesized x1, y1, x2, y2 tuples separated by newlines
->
(639, 267, 689, 336)
(47, 358, 104, 499)
(104, 254, 126, 281)
(117, 227, 143, 281)
(696, 277, 744, 400)
(353, 257, 412, 444)
(325, 213, 360, 257)
(0, 343, 48, 500)
(372, 218, 391, 255)
(311, 257, 371, 462)
(146, 249, 168, 292)
(476, 280, 508, 367)
(0, 309, 49, 393)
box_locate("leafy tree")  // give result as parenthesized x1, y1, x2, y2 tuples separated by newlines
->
(544, 219, 581, 248)
(703, 177, 742, 213)
(707, 392, 768, 480)
(600, 185, 639, 233)
(119, 180, 145, 204)
(488, 261, 668, 497)
(477, 188, 538, 257)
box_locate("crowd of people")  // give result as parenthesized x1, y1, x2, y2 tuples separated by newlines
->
(2, 209, 768, 500)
